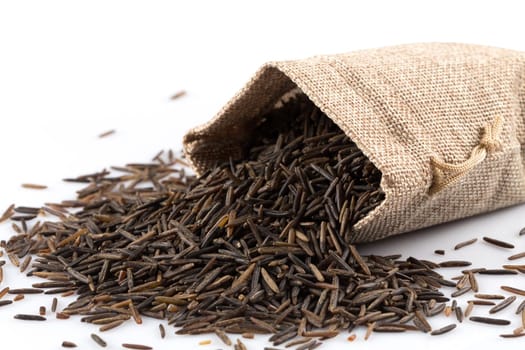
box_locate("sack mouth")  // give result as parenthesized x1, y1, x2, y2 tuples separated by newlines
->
(183, 67, 389, 242)
(183, 66, 298, 173)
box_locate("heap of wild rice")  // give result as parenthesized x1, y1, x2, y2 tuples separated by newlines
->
(2, 94, 524, 348)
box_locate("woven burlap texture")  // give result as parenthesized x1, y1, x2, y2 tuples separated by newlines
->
(183, 43, 525, 243)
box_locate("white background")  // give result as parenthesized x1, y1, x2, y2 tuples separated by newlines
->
(1, 1, 525, 349)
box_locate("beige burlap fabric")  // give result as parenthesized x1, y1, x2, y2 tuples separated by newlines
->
(183, 43, 525, 243)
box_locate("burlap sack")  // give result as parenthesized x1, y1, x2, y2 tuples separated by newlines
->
(183, 43, 525, 243)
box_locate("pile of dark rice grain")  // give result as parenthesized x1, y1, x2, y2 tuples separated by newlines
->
(1, 94, 481, 349)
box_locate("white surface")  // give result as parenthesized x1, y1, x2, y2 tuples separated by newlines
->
(0, 1, 525, 349)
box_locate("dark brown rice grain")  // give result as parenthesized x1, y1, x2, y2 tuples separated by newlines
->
(483, 236, 515, 249)
(91, 333, 107, 347)
(469, 316, 510, 325)
(62, 341, 77, 348)
(490, 296, 516, 314)
(121, 344, 153, 350)
(14, 314, 46, 321)
(454, 238, 477, 250)
(430, 324, 456, 336)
